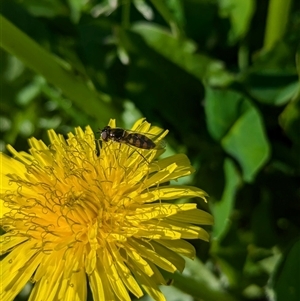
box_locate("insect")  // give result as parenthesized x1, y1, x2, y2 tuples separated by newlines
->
(99, 126, 161, 150)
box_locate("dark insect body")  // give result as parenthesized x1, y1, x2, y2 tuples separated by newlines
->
(100, 126, 157, 150)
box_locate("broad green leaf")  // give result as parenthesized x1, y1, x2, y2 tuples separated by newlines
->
(273, 82, 299, 105)
(218, 0, 255, 43)
(245, 70, 299, 106)
(204, 87, 250, 140)
(221, 106, 271, 182)
(271, 239, 300, 301)
(205, 87, 270, 182)
(131, 23, 196, 57)
(248, 81, 299, 105)
(212, 158, 241, 239)
(131, 22, 227, 81)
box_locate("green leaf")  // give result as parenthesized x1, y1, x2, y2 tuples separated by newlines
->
(245, 71, 299, 106)
(273, 82, 299, 105)
(263, 0, 293, 52)
(133, 0, 154, 20)
(279, 50, 300, 147)
(150, 0, 182, 36)
(90, 0, 118, 17)
(271, 239, 300, 301)
(16, 0, 68, 18)
(212, 158, 241, 239)
(16, 76, 42, 106)
(279, 94, 300, 147)
(0, 15, 120, 122)
(131, 23, 223, 81)
(248, 82, 299, 106)
(205, 87, 271, 181)
(204, 87, 250, 140)
(159, 285, 193, 301)
(162, 258, 238, 301)
(218, 0, 255, 43)
(221, 106, 270, 182)
(67, 0, 84, 23)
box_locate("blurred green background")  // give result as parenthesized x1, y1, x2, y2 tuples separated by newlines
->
(1, 0, 300, 301)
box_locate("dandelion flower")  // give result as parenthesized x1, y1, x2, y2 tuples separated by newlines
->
(0, 118, 213, 301)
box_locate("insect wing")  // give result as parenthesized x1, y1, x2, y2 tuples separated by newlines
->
(124, 130, 166, 150)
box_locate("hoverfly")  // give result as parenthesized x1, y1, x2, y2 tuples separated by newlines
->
(99, 126, 165, 150)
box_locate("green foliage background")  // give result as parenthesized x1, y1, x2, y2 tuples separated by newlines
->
(1, 0, 300, 301)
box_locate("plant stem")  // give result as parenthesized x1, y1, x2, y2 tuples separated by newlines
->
(122, 0, 131, 29)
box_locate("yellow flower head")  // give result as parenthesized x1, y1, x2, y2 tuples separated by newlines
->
(0, 118, 213, 301)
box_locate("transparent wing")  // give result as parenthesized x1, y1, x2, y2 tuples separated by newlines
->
(123, 129, 166, 149)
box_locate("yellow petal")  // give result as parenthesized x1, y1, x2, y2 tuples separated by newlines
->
(132, 268, 166, 301)
(139, 185, 208, 203)
(156, 239, 196, 258)
(129, 238, 177, 273)
(0, 235, 28, 255)
(168, 208, 214, 225)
